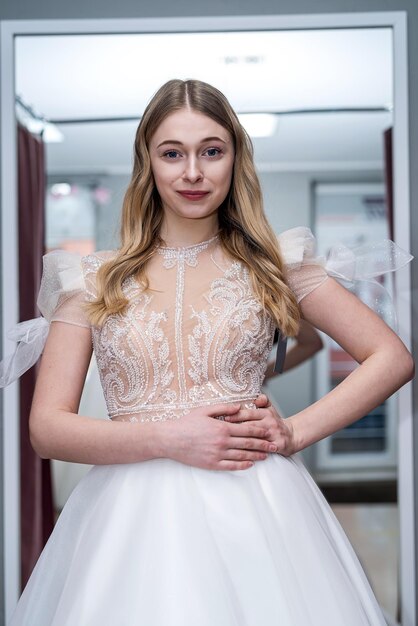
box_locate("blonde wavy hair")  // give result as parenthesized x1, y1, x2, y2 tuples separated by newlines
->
(85, 78, 300, 336)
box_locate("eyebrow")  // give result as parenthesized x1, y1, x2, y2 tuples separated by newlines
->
(156, 136, 228, 149)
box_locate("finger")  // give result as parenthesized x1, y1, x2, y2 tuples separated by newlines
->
(275, 441, 292, 456)
(207, 403, 240, 418)
(229, 437, 277, 453)
(224, 450, 269, 461)
(225, 408, 267, 423)
(254, 394, 271, 408)
(217, 460, 255, 471)
(228, 423, 269, 439)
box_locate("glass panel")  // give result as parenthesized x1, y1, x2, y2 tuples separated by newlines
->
(313, 182, 396, 471)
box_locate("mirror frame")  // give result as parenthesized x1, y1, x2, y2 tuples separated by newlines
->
(0, 12, 413, 624)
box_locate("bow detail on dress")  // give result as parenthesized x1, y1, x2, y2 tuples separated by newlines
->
(0, 317, 49, 387)
(0, 249, 87, 388)
(278, 226, 413, 330)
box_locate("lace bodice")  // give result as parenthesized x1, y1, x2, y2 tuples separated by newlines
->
(2, 227, 411, 418)
(45, 229, 329, 423)
(82, 236, 277, 422)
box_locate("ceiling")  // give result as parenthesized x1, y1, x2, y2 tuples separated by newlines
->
(15, 28, 393, 175)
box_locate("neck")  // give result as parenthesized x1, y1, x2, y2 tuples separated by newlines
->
(160, 213, 219, 247)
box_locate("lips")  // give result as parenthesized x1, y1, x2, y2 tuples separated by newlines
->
(177, 191, 209, 200)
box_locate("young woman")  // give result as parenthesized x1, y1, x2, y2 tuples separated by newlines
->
(1, 79, 414, 625)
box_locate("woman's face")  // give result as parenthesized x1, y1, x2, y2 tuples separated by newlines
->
(149, 108, 235, 223)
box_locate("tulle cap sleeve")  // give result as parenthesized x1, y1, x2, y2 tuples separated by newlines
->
(278, 227, 329, 303)
(37, 249, 90, 327)
(0, 250, 90, 388)
(277, 226, 413, 326)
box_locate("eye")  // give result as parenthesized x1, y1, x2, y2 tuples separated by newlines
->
(205, 147, 223, 157)
(163, 150, 181, 159)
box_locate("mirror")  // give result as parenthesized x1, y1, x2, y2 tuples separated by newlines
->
(8, 21, 409, 625)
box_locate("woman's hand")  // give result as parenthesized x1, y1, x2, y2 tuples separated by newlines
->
(160, 402, 278, 471)
(223, 394, 298, 457)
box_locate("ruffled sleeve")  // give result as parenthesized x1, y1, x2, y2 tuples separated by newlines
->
(277, 227, 329, 303)
(37, 249, 90, 328)
(277, 226, 413, 327)
(0, 250, 90, 388)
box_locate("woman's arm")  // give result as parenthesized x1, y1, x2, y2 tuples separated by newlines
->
(286, 277, 414, 451)
(263, 320, 323, 380)
(29, 321, 275, 469)
(28, 321, 158, 465)
(228, 276, 414, 454)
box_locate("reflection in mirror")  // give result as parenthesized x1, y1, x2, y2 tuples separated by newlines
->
(16, 26, 398, 622)
(312, 182, 398, 620)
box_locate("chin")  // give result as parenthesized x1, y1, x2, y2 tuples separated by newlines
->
(172, 205, 219, 220)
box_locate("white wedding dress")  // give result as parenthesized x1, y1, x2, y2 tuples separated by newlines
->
(2, 227, 412, 626)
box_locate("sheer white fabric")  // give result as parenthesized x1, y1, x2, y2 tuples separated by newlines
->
(0, 250, 89, 387)
(0, 317, 50, 387)
(11, 453, 388, 626)
(278, 226, 413, 304)
(37, 249, 90, 327)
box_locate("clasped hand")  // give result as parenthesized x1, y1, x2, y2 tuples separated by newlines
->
(225, 394, 296, 459)
(162, 394, 296, 471)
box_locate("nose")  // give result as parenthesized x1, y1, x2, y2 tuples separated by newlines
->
(182, 156, 203, 183)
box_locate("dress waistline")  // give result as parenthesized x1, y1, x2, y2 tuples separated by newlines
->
(109, 395, 258, 423)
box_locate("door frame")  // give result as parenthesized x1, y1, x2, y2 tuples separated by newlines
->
(1, 12, 413, 624)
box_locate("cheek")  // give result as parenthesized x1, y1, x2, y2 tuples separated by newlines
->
(151, 164, 175, 192)
(213, 161, 234, 191)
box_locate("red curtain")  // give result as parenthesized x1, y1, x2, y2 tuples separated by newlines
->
(17, 123, 54, 588)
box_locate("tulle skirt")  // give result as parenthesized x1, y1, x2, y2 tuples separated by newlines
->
(9, 453, 387, 625)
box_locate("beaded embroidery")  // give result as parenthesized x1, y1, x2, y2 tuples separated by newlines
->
(81, 237, 276, 423)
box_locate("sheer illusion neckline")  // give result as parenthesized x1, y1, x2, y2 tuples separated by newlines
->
(157, 233, 219, 251)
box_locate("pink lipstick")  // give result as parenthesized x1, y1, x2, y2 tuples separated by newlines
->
(177, 191, 209, 201)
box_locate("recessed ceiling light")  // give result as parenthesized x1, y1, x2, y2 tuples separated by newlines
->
(238, 113, 277, 138)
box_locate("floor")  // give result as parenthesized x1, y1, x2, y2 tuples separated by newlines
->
(331, 504, 399, 624)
